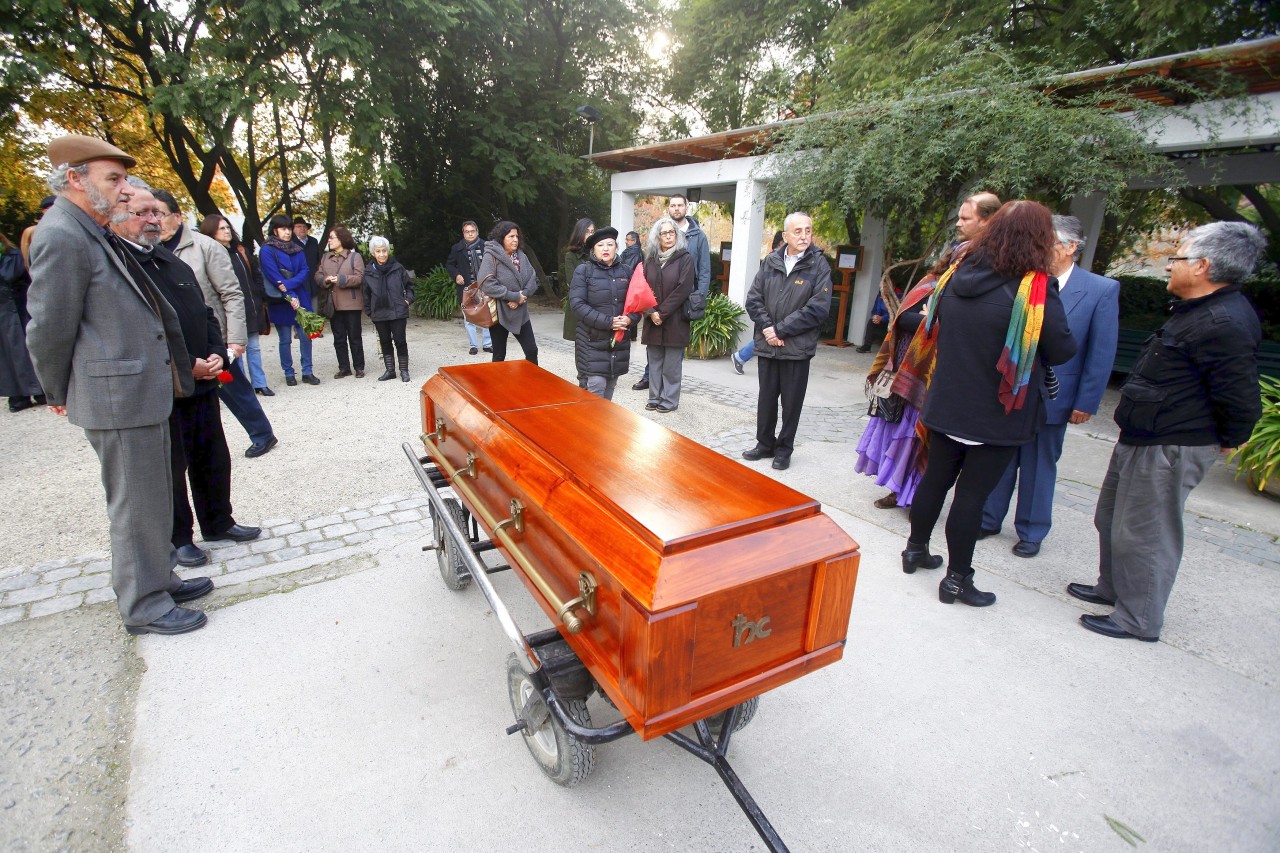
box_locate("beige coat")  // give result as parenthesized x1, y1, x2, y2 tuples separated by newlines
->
(315, 250, 366, 312)
(170, 227, 247, 345)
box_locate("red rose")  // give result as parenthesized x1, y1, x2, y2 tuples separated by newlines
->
(216, 370, 234, 384)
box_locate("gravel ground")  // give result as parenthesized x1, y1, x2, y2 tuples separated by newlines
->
(0, 304, 759, 852)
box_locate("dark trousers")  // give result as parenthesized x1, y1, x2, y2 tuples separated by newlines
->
(331, 309, 365, 371)
(755, 356, 810, 457)
(909, 430, 1018, 574)
(170, 390, 235, 545)
(374, 318, 408, 362)
(490, 320, 539, 365)
(217, 355, 274, 447)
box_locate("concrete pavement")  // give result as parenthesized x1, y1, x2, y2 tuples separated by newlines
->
(2, 306, 1278, 851)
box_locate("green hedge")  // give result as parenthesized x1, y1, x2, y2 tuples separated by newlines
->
(1116, 268, 1279, 342)
(410, 264, 457, 321)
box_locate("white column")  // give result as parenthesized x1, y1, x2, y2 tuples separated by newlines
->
(1070, 193, 1107, 273)
(610, 191, 636, 238)
(728, 178, 766, 306)
(847, 215, 886, 345)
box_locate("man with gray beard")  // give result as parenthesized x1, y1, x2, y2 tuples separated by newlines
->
(26, 135, 211, 636)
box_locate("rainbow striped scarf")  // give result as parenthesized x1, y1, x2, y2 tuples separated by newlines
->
(996, 271, 1049, 413)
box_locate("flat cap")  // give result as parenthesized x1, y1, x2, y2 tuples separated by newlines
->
(47, 135, 137, 169)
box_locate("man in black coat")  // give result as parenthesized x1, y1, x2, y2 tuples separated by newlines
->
(445, 220, 491, 354)
(114, 185, 261, 570)
(741, 212, 832, 470)
(1069, 221, 1265, 642)
(293, 216, 320, 295)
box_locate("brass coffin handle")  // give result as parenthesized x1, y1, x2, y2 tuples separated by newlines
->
(422, 443, 591, 634)
(423, 417, 447, 444)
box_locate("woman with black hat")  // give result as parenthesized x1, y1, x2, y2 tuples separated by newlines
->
(569, 227, 637, 400)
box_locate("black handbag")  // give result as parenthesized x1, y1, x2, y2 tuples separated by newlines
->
(682, 290, 706, 321)
(868, 393, 905, 423)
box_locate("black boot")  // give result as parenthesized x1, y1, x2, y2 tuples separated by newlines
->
(398, 352, 410, 383)
(377, 354, 396, 381)
(901, 540, 943, 574)
(938, 569, 996, 607)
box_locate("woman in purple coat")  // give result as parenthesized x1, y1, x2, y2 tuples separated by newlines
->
(259, 214, 318, 386)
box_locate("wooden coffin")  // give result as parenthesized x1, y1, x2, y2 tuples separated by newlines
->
(419, 361, 860, 740)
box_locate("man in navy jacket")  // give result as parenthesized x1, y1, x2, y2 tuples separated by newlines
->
(982, 216, 1119, 557)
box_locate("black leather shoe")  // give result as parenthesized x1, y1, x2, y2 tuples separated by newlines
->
(469, 347, 478, 355)
(645, 402, 659, 410)
(255, 386, 275, 397)
(34, 394, 46, 405)
(175, 544, 209, 567)
(632, 378, 649, 391)
(939, 570, 996, 607)
(483, 346, 492, 353)
(1012, 540, 1041, 558)
(244, 436, 278, 458)
(1067, 582, 1115, 606)
(1080, 613, 1158, 642)
(977, 527, 1000, 540)
(302, 374, 320, 385)
(8, 398, 34, 413)
(285, 376, 298, 386)
(772, 456, 790, 470)
(205, 523, 261, 543)
(125, 606, 207, 635)
(657, 405, 676, 413)
(741, 446, 772, 461)
(334, 369, 351, 379)
(172, 577, 214, 603)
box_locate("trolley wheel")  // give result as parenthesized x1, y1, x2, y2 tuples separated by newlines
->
(431, 497, 472, 590)
(506, 653, 595, 787)
(703, 696, 760, 737)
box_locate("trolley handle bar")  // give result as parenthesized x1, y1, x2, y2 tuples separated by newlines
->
(402, 442, 539, 674)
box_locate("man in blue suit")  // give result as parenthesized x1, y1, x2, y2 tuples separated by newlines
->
(981, 215, 1120, 557)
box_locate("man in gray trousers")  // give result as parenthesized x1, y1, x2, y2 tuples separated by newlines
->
(1069, 221, 1265, 642)
(26, 135, 213, 635)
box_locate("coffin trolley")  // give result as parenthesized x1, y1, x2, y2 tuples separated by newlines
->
(403, 362, 860, 851)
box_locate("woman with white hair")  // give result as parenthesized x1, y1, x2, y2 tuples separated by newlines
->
(362, 236, 415, 382)
(639, 217, 695, 412)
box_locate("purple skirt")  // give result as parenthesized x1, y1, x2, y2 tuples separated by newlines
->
(855, 401, 925, 506)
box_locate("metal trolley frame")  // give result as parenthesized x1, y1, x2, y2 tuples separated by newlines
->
(403, 444, 791, 852)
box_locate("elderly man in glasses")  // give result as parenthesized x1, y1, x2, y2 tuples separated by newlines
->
(1068, 221, 1265, 643)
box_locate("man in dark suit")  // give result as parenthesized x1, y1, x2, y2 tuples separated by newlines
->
(26, 135, 211, 635)
(981, 215, 1119, 557)
(293, 216, 320, 293)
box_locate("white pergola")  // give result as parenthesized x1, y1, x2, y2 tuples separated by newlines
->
(591, 38, 1280, 346)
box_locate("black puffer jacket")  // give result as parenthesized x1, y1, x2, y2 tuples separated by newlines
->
(363, 258, 414, 322)
(570, 255, 637, 379)
(921, 259, 1076, 446)
(745, 244, 832, 360)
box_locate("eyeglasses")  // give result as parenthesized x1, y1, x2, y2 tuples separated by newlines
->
(128, 210, 165, 219)
(1167, 256, 1199, 264)
(658, 230, 676, 236)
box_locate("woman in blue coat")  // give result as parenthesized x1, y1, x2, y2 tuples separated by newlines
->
(259, 214, 318, 386)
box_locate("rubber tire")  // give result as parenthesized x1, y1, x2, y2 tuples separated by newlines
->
(431, 497, 472, 590)
(506, 653, 595, 787)
(703, 696, 760, 738)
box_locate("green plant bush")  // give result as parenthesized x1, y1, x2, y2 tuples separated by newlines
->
(1231, 376, 1280, 494)
(686, 293, 746, 360)
(411, 264, 457, 321)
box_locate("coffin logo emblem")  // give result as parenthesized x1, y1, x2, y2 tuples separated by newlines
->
(731, 614, 772, 647)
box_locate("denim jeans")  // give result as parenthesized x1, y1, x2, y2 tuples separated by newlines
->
(275, 323, 313, 377)
(242, 332, 268, 388)
(465, 320, 492, 349)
